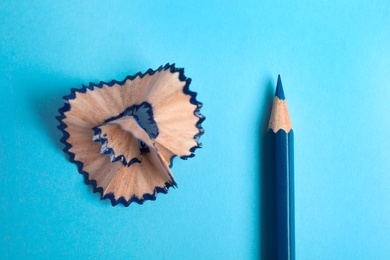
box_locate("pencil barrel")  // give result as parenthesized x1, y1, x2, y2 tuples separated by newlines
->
(267, 129, 295, 260)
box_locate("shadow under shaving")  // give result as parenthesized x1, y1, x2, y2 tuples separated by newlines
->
(259, 79, 277, 259)
(29, 79, 109, 203)
(30, 83, 72, 154)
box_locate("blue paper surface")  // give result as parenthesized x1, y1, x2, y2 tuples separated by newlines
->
(1, 1, 389, 259)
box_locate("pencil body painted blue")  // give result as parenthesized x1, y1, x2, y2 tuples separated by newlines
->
(267, 129, 295, 260)
(267, 75, 294, 259)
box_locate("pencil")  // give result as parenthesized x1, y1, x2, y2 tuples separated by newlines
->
(267, 75, 295, 260)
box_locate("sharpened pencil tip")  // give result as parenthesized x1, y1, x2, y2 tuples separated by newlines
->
(275, 75, 285, 100)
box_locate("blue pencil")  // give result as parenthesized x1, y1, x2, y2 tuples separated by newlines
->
(267, 75, 295, 259)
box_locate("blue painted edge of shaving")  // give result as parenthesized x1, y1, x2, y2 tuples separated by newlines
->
(91, 102, 157, 168)
(101, 101, 159, 139)
(56, 63, 205, 206)
(91, 125, 143, 168)
(179, 67, 205, 160)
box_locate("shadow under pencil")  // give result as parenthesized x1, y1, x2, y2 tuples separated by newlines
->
(259, 79, 277, 259)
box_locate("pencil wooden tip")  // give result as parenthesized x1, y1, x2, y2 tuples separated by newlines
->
(269, 75, 292, 132)
(275, 75, 285, 100)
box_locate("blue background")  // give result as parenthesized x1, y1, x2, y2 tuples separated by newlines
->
(1, 1, 389, 259)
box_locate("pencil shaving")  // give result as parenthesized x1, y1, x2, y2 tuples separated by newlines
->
(57, 64, 205, 206)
